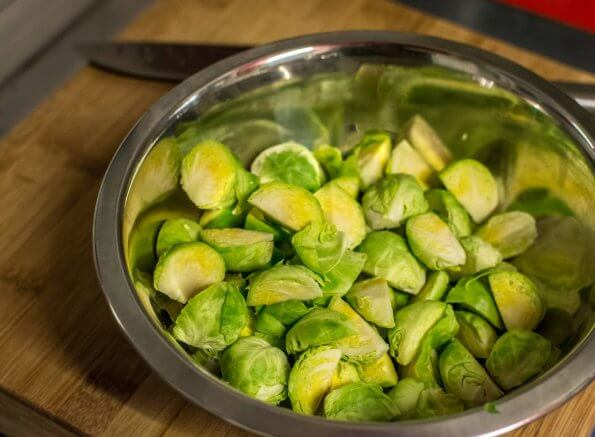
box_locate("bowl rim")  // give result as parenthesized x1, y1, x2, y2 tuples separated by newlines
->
(93, 30, 595, 437)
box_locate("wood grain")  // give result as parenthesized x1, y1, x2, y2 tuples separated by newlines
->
(0, 0, 593, 435)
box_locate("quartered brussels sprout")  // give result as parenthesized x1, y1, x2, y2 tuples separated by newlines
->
(439, 339, 502, 407)
(357, 353, 398, 388)
(199, 206, 245, 229)
(315, 182, 366, 249)
(314, 144, 343, 179)
(486, 330, 552, 390)
(425, 189, 473, 238)
(446, 275, 503, 329)
(455, 311, 497, 359)
(321, 250, 368, 298)
(416, 387, 464, 419)
(439, 159, 498, 223)
(247, 264, 323, 306)
(388, 378, 426, 419)
(328, 297, 389, 363)
(181, 140, 238, 210)
(488, 271, 544, 331)
(248, 181, 323, 231)
(406, 212, 466, 271)
(331, 360, 361, 390)
(250, 142, 325, 191)
(362, 174, 429, 230)
(155, 218, 201, 257)
(153, 242, 226, 303)
(288, 345, 342, 415)
(220, 336, 290, 405)
(201, 228, 274, 272)
(475, 212, 537, 259)
(291, 220, 347, 274)
(285, 308, 357, 354)
(323, 382, 400, 422)
(386, 139, 436, 189)
(353, 131, 392, 189)
(345, 278, 395, 328)
(357, 231, 426, 294)
(412, 271, 450, 302)
(455, 236, 502, 277)
(399, 115, 452, 172)
(172, 282, 250, 354)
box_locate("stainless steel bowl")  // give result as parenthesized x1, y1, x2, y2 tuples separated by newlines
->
(93, 31, 595, 436)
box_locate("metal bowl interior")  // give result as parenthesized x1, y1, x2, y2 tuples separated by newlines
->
(94, 31, 595, 436)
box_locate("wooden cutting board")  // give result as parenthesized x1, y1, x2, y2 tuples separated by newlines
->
(0, 0, 593, 435)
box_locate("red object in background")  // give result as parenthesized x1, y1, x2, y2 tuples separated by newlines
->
(497, 0, 595, 33)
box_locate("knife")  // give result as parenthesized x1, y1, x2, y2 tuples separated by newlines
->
(76, 41, 595, 113)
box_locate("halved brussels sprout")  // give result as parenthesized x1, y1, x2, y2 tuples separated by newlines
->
(220, 336, 290, 405)
(181, 140, 237, 210)
(416, 387, 464, 419)
(388, 378, 426, 419)
(439, 159, 498, 223)
(153, 242, 226, 303)
(486, 330, 552, 390)
(246, 264, 323, 306)
(248, 181, 323, 231)
(475, 212, 537, 259)
(439, 339, 502, 406)
(357, 231, 426, 294)
(399, 115, 452, 172)
(362, 174, 429, 230)
(201, 228, 274, 272)
(488, 271, 544, 331)
(330, 360, 361, 390)
(412, 271, 450, 302)
(446, 275, 503, 329)
(323, 382, 400, 422)
(356, 353, 398, 388)
(321, 250, 368, 298)
(328, 297, 389, 363)
(285, 308, 358, 354)
(199, 206, 245, 229)
(455, 311, 497, 359)
(315, 182, 366, 249)
(250, 142, 325, 191)
(172, 282, 250, 353)
(354, 131, 392, 189)
(425, 189, 473, 238)
(345, 278, 395, 328)
(288, 345, 342, 415)
(155, 218, 201, 257)
(406, 212, 466, 271)
(454, 236, 502, 277)
(314, 144, 343, 179)
(292, 220, 347, 274)
(386, 139, 436, 189)
(388, 300, 446, 365)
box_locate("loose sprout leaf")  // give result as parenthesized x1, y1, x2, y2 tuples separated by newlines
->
(412, 270, 450, 302)
(247, 264, 323, 306)
(323, 382, 400, 422)
(345, 278, 395, 328)
(455, 311, 498, 359)
(386, 139, 436, 189)
(425, 189, 473, 238)
(201, 228, 274, 272)
(156, 218, 201, 257)
(446, 275, 504, 330)
(400, 115, 452, 172)
(483, 401, 500, 414)
(475, 212, 537, 259)
(291, 220, 347, 274)
(356, 353, 398, 388)
(355, 131, 392, 189)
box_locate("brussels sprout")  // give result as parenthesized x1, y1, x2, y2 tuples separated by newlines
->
(406, 213, 466, 271)
(332, 176, 360, 198)
(475, 212, 537, 259)
(416, 387, 464, 419)
(232, 165, 260, 215)
(321, 250, 368, 298)
(244, 208, 286, 242)
(248, 181, 323, 232)
(357, 231, 426, 294)
(542, 346, 562, 373)
(191, 349, 220, 375)
(314, 144, 343, 179)
(181, 140, 237, 210)
(354, 131, 392, 189)
(172, 282, 250, 353)
(260, 300, 312, 326)
(292, 220, 347, 274)
(390, 288, 412, 310)
(507, 187, 574, 219)
(439, 159, 498, 223)
(357, 353, 398, 388)
(388, 378, 426, 419)
(454, 236, 502, 277)
(386, 139, 436, 189)
(247, 264, 323, 306)
(486, 330, 552, 390)
(153, 242, 226, 303)
(328, 297, 389, 363)
(323, 382, 400, 422)
(537, 308, 574, 347)
(399, 115, 452, 172)
(388, 300, 446, 365)
(362, 174, 429, 230)
(250, 142, 325, 191)
(330, 360, 361, 390)
(220, 336, 290, 405)
(224, 273, 247, 294)
(201, 228, 274, 272)
(412, 271, 450, 302)
(345, 278, 395, 328)
(399, 340, 439, 385)
(455, 311, 497, 359)
(285, 308, 358, 354)
(315, 182, 366, 249)
(425, 189, 473, 238)
(199, 206, 245, 229)
(288, 345, 342, 414)
(488, 271, 544, 331)
(439, 339, 502, 406)
(255, 311, 286, 338)
(446, 276, 503, 329)
(155, 218, 201, 257)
